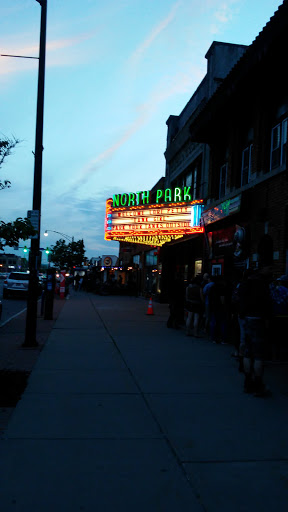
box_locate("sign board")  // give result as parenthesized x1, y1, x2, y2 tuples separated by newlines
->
(202, 195, 241, 226)
(105, 188, 204, 246)
(27, 210, 39, 239)
(60, 270, 66, 299)
(103, 256, 112, 267)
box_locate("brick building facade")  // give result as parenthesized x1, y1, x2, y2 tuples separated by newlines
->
(119, 1, 288, 298)
(188, 0, 288, 279)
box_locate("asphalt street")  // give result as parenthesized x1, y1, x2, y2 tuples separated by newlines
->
(0, 281, 30, 326)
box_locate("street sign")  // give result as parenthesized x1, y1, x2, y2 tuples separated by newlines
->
(103, 256, 112, 267)
(27, 210, 39, 239)
(60, 270, 66, 299)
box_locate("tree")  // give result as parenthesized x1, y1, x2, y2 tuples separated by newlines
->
(0, 135, 20, 190)
(0, 218, 36, 251)
(0, 134, 36, 250)
(50, 239, 85, 269)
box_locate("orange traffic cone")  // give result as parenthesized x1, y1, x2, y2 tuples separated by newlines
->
(146, 297, 154, 315)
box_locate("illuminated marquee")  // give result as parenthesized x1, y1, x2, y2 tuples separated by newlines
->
(105, 188, 205, 246)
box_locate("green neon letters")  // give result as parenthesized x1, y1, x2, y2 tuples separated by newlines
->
(156, 189, 163, 203)
(113, 187, 195, 207)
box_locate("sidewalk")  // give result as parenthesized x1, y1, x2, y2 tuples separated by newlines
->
(1, 291, 288, 511)
(0, 296, 65, 431)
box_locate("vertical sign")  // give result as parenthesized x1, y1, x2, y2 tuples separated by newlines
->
(27, 210, 39, 239)
(60, 270, 66, 299)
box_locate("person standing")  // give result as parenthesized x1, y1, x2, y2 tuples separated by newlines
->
(269, 274, 288, 360)
(231, 271, 250, 371)
(209, 276, 230, 344)
(74, 274, 80, 291)
(185, 276, 203, 337)
(167, 274, 185, 329)
(238, 269, 272, 396)
(202, 274, 215, 336)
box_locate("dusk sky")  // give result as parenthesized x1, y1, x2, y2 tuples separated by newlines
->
(0, 0, 282, 263)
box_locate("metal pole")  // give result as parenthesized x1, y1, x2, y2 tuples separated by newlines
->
(23, 0, 47, 347)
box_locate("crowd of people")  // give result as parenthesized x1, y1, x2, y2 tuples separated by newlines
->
(167, 269, 288, 397)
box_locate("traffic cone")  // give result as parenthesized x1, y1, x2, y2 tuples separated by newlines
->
(146, 297, 154, 315)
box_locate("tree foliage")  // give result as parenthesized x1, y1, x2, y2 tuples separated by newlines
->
(50, 239, 85, 269)
(0, 218, 37, 251)
(0, 135, 35, 251)
(0, 135, 20, 189)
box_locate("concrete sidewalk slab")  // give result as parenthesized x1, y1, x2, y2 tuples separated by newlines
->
(46, 328, 112, 345)
(25, 368, 139, 394)
(0, 439, 203, 512)
(123, 363, 242, 393)
(6, 392, 162, 439)
(146, 392, 288, 461)
(184, 461, 288, 512)
(33, 337, 127, 371)
(52, 295, 101, 330)
(2, 293, 288, 511)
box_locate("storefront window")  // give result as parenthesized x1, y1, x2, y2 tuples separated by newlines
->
(145, 250, 157, 267)
(212, 264, 222, 276)
(133, 254, 140, 265)
(195, 260, 202, 276)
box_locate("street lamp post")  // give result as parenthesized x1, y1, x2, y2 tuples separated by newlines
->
(44, 229, 74, 243)
(44, 229, 76, 268)
(23, 0, 47, 347)
(44, 230, 74, 271)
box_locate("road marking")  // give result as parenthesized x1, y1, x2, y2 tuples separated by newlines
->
(0, 297, 42, 327)
(0, 307, 27, 327)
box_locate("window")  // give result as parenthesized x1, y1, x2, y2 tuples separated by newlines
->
(185, 172, 192, 188)
(194, 260, 202, 276)
(241, 144, 253, 186)
(270, 118, 287, 170)
(219, 164, 227, 198)
(145, 250, 157, 267)
(282, 119, 288, 168)
(192, 167, 198, 199)
(133, 255, 140, 265)
(212, 264, 222, 276)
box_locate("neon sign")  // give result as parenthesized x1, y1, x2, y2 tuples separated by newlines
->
(202, 195, 241, 225)
(105, 191, 204, 246)
(113, 186, 196, 207)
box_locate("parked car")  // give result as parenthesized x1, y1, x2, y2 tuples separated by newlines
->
(2, 272, 41, 299)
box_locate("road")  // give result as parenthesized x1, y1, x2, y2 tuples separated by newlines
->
(0, 281, 29, 326)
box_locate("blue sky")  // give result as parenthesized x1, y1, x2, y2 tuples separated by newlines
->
(0, 0, 282, 262)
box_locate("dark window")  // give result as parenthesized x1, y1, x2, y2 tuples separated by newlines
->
(192, 167, 198, 199)
(185, 172, 192, 188)
(219, 164, 227, 198)
(270, 118, 287, 170)
(241, 145, 253, 186)
(145, 250, 157, 266)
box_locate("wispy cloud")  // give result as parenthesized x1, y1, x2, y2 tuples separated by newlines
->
(68, 113, 150, 191)
(0, 32, 95, 76)
(47, 33, 94, 52)
(129, 0, 182, 66)
(209, 1, 239, 34)
(69, 64, 203, 192)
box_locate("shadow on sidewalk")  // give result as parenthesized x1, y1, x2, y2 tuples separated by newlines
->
(0, 295, 66, 432)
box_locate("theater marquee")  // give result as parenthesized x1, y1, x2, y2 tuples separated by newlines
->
(105, 187, 204, 246)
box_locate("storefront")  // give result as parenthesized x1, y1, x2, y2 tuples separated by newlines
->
(105, 187, 205, 299)
(202, 194, 250, 279)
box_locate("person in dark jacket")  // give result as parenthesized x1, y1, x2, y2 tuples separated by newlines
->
(238, 269, 272, 395)
(185, 276, 203, 336)
(167, 274, 185, 329)
(209, 276, 231, 344)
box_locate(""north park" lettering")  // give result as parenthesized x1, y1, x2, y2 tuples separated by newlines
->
(113, 187, 192, 207)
